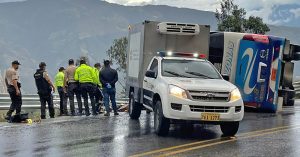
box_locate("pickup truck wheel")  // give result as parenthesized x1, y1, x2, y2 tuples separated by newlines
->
(129, 93, 141, 119)
(220, 122, 239, 137)
(154, 100, 170, 136)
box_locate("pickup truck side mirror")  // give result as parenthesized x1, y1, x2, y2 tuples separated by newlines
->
(222, 74, 229, 81)
(145, 70, 157, 79)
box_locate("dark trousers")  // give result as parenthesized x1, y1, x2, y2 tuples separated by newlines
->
(6, 86, 22, 117)
(103, 87, 117, 113)
(95, 87, 103, 112)
(58, 87, 68, 114)
(67, 83, 83, 114)
(80, 83, 96, 116)
(39, 94, 55, 118)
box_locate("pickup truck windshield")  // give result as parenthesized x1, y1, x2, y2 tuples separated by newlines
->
(162, 59, 221, 79)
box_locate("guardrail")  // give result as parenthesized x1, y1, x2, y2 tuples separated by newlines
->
(0, 94, 129, 110)
(294, 81, 300, 98)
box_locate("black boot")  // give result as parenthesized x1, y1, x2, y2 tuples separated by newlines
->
(104, 112, 110, 117)
(114, 112, 119, 116)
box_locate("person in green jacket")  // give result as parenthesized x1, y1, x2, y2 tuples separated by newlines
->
(93, 63, 103, 113)
(75, 59, 98, 116)
(55, 67, 68, 116)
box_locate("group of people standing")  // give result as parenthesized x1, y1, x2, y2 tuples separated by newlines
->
(4, 59, 119, 121)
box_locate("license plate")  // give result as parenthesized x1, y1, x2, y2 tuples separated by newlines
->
(201, 113, 220, 121)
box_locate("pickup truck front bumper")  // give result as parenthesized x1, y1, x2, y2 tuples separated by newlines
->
(162, 95, 244, 122)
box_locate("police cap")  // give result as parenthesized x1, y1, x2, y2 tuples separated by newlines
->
(12, 60, 21, 65)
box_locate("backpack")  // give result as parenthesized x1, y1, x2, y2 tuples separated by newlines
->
(10, 113, 29, 123)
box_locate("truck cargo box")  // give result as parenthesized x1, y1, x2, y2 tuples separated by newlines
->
(126, 21, 210, 102)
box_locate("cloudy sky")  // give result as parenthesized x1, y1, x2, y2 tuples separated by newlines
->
(0, 0, 299, 27)
(0, 0, 25, 2)
(103, 0, 300, 27)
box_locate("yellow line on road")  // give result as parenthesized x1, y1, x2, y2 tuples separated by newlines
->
(157, 126, 300, 157)
(130, 138, 224, 157)
(130, 124, 300, 157)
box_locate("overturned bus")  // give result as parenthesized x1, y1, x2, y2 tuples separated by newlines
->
(209, 32, 300, 112)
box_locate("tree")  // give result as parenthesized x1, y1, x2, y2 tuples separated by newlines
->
(215, 0, 270, 34)
(106, 37, 128, 97)
(106, 37, 128, 74)
(244, 16, 270, 34)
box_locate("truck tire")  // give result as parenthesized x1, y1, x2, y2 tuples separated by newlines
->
(129, 92, 141, 120)
(288, 99, 295, 106)
(282, 90, 295, 106)
(220, 122, 239, 137)
(154, 100, 170, 136)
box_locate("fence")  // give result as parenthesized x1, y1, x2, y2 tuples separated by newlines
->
(0, 94, 129, 110)
(294, 81, 300, 98)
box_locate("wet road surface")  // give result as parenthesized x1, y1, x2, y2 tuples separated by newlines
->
(1, 101, 300, 157)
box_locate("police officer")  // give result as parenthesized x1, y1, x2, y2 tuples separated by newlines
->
(64, 59, 83, 116)
(74, 59, 97, 116)
(100, 60, 119, 116)
(93, 63, 103, 113)
(5, 60, 22, 121)
(55, 67, 68, 116)
(34, 62, 55, 119)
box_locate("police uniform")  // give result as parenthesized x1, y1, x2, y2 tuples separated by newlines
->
(75, 63, 97, 116)
(93, 66, 103, 113)
(64, 64, 83, 115)
(5, 61, 22, 119)
(55, 68, 68, 115)
(34, 67, 55, 119)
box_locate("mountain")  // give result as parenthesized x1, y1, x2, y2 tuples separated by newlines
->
(0, 0, 299, 93)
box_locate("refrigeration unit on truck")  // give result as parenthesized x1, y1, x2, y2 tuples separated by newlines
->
(126, 21, 244, 136)
(209, 32, 300, 112)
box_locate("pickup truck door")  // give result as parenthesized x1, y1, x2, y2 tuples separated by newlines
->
(143, 59, 159, 108)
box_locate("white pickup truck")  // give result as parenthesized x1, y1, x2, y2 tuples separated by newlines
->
(126, 21, 244, 136)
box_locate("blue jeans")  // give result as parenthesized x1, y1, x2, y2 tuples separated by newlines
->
(102, 88, 117, 113)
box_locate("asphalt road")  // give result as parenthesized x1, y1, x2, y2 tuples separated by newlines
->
(0, 101, 300, 157)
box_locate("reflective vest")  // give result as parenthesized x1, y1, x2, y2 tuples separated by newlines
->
(93, 67, 102, 88)
(55, 71, 64, 87)
(74, 64, 97, 84)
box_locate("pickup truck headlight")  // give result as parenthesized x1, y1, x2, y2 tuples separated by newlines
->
(230, 88, 242, 101)
(169, 85, 188, 99)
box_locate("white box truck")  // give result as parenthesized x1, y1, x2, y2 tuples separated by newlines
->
(126, 21, 244, 136)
